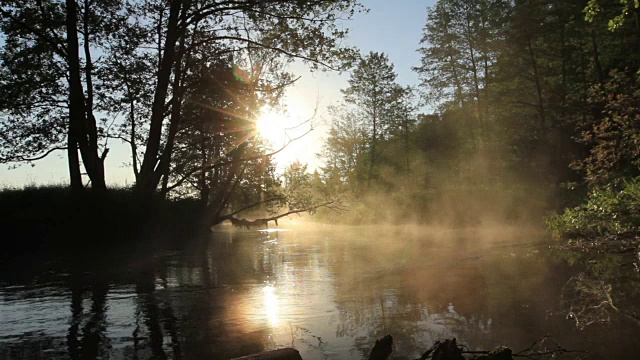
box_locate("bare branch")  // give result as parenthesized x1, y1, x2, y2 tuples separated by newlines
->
(220, 199, 344, 228)
(0, 146, 67, 163)
(166, 125, 312, 192)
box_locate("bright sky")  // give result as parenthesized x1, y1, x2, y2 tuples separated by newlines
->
(0, 0, 434, 187)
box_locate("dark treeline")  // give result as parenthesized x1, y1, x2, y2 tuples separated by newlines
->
(317, 0, 640, 234)
(0, 0, 359, 232)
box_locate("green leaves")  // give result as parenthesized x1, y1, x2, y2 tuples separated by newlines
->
(572, 70, 640, 186)
(547, 176, 640, 242)
(584, 0, 640, 31)
(322, 51, 415, 190)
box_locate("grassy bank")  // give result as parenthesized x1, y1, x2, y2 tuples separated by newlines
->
(0, 185, 205, 257)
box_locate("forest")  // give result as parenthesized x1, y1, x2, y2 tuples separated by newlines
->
(1, 0, 639, 252)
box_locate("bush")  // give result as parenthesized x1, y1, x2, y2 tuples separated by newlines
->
(547, 177, 640, 241)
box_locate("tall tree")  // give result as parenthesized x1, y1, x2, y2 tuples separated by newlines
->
(319, 104, 368, 194)
(415, 0, 510, 137)
(126, 0, 361, 198)
(0, 0, 362, 197)
(0, 0, 126, 191)
(340, 51, 409, 186)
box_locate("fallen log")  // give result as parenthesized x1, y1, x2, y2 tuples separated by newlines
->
(230, 347, 302, 360)
(231, 336, 580, 360)
(368, 335, 393, 360)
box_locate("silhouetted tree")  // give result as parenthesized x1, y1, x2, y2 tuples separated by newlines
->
(0, 0, 362, 198)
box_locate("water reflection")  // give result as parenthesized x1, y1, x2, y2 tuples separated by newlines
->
(1, 226, 639, 359)
(263, 285, 279, 326)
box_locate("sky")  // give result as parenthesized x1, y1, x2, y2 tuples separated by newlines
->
(0, 0, 435, 188)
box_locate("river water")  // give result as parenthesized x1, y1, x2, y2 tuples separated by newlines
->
(1, 224, 639, 359)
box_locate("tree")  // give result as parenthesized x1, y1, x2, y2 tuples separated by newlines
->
(571, 69, 640, 185)
(0, 0, 128, 191)
(0, 0, 362, 198)
(319, 104, 368, 194)
(415, 0, 510, 136)
(340, 51, 410, 186)
(122, 0, 362, 198)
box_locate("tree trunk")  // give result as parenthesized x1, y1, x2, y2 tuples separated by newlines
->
(368, 104, 377, 188)
(198, 109, 210, 207)
(207, 144, 247, 221)
(82, 0, 106, 191)
(590, 28, 604, 85)
(157, 26, 188, 196)
(66, 0, 106, 192)
(137, 0, 182, 197)
(67, 131, 83, 191)
(526, 36, 546, 134)
(465, 19, 484, 135)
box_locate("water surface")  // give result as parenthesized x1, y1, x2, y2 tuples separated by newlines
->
(1, 224, 639, 359)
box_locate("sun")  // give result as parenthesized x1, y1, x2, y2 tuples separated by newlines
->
(253, 97, 320, 169)
(255, 108, 287, 147)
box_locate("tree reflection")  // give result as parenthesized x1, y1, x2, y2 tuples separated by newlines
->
(79, 281, 110, 359)
(323, 227, 559, 358)
(553, 247, 640, 330)
(4, 226, 640, 359)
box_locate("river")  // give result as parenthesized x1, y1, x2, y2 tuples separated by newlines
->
(1, 224, 639, 359)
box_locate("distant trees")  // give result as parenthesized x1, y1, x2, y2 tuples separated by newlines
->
(415, 0, 510, 136)
(319, 104, 368, 193)
(412, 0, 640, 184)
(315, 0, 640, 226)
(320, 51, 415, 194)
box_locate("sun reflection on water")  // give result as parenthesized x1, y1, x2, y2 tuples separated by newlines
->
(263, 285, 279, 326)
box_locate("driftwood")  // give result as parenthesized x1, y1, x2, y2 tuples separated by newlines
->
(368, 335, 393, 360)
(229, 217, 275, 229)
(231, 336, 581, 360)
(220, 200, 346, 229)
(230, 347, 302, 360)
(422, 338, 465, 360)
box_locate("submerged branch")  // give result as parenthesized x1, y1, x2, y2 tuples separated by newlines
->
(218, 200, 346, 228)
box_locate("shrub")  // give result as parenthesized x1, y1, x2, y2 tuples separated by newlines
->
(547, 177, 640, 241)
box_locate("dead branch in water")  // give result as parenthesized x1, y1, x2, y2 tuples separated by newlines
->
(362, 335, 585, 360)
(219, 200, 347, 229)
(231, 336, 585, 360)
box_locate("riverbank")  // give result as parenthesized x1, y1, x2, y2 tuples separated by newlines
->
(0, 185, 205, 257)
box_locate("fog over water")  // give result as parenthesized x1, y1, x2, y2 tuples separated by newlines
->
(1, 224, 639, 359)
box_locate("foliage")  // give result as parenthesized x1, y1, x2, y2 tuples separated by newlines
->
(319, 104, 368, 193)
(314, 0, 640, 229)
(547, 177, 640, 242)
(571, 70, 640, 186)
(321, 51, 415, 192)
(585, 0, 640, 31)
(0, 0, 365, 228)
(415, 0, 510, 115)
(282, 161, 332, 215)
(0, 0, 363, 195)
(548, 71, 640, 248)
